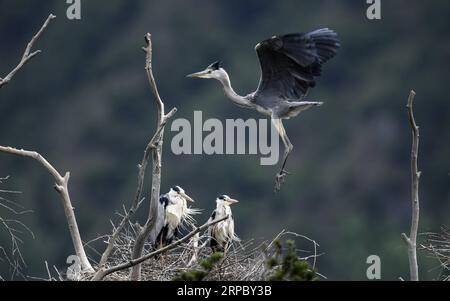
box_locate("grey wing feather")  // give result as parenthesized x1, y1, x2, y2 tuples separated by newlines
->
(207, 210, 217, 235)
(255, 28, 340, 100)
(149, 195, 169, 246)
(208, 210, 219, 249)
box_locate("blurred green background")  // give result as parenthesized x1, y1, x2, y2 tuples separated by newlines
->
(0, 0, 449, 280)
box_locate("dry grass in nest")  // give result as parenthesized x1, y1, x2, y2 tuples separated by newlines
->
(421, 226, 450, 281)
(81, 228, 321, 281)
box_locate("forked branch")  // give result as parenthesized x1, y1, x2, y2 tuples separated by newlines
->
(0, 14, 56, 89)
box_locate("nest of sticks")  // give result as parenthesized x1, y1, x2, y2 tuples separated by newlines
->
(421, 226, 450, 281)
(81, 227, 321, 281)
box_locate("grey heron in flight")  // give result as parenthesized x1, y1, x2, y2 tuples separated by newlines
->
(150, 186, 200, 249)
(207, 195, 240, 252)
(188, 28, 340, 191)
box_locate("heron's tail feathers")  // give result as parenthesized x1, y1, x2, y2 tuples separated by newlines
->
(228, 230, 241, 243)
(297, 101, 323, 106)
(284, 101, 323, 118)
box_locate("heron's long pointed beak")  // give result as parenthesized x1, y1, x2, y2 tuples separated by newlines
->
(226, 199, 239, 205)
(186, 70, 209, 78)
(180, 192, 195, 203)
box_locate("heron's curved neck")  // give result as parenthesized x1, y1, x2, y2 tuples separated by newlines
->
(217, 203, 232, 217)
(218, 70, 253, 109)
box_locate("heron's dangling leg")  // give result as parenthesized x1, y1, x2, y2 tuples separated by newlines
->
(272, 118, 293, 192)
(156, 235, 165, 261)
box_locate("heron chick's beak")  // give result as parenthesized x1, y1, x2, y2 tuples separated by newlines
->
(226, 199, 239, 205)
(180, 192, 195, 203)
(186, 69, 210, 78)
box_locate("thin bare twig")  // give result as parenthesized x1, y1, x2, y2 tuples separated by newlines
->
(0, 146, 94, 272)
(98, 199, 144, 267)
(0, 177, 33, 279)
(401, 90, 420, 281)
(282, 231, 320, 270)
(91, 216, 229, 281)
(0, 14, 56, 89)
(44, 261, 53, 281)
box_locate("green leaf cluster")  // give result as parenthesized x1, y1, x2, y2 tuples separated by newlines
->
(173, 252, 224, 281)
(266, 240, 318, 281)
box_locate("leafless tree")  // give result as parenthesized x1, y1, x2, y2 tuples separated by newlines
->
(0, 14, 73, 275)
(0, 13, 96, 273)
(0, 147, 95, 273)
(127, 33, 177, 281)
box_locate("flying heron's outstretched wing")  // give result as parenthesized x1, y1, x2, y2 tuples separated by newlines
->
(255, 28, 340, 100)
(149, 194, 169, 247)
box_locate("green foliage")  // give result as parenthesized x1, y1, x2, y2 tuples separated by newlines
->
(266, 240, 319, 281)
(173, 252, 224, 281)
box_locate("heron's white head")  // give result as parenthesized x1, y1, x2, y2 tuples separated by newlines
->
(216, 195, 239, 207)
(187, 61, 228, 82)
(167, 186, 200, 229)
(168, 185, 195, 204)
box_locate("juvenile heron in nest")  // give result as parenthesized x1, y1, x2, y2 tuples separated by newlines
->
(150, 186, 200, 249)
(188, 28, 340, 191)
(207, 195, 240, 252)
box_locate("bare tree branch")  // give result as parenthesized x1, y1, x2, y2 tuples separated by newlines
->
(91, 216, 229, 281)
(129, 33, 177, 281)
(0, 14, 56, 89)
(0, 146, 94, 272)
(401, 90, 420, 281)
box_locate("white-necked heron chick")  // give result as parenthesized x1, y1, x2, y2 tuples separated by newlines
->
(207, 195, 240, 253)
(188, 29, 340, 191)
(150, 186, 200, 249)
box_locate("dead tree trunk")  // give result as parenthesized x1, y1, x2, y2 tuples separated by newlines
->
(129, 34, 177, 281)
(401, 90, 420, 281)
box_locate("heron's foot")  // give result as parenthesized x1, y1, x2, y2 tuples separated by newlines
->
(274, 169, 290, 192)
